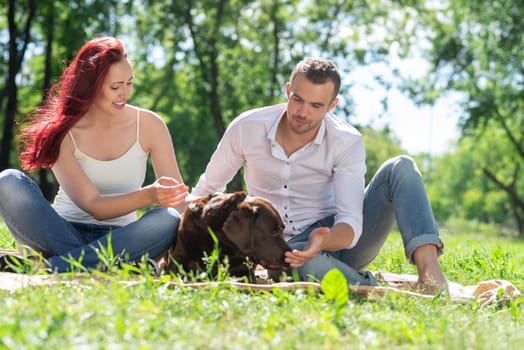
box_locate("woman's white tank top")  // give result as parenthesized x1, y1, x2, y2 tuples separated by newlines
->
(52, 108, 148, 226)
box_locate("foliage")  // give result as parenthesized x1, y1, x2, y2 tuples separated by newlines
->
(361, 125, 404, 184)
(427, 130, 521, 231)
(401, 0, 524, 235)
(0, 0, 408, 187)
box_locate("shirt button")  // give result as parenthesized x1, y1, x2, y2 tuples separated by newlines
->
(283, 185, 287, 189)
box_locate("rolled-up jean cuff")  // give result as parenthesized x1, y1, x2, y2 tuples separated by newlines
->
(405, 234, 444, 264)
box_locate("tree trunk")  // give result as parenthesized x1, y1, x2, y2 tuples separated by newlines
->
(483, 167, 524, 237)
(0, 0, 36, 170)
(183, 0, 243, 192)
(37, 1, 58, 200)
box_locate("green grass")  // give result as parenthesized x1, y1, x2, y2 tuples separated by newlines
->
(1, 222, 523, 349)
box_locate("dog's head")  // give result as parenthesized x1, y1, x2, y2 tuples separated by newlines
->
(218, 192, 291, 271)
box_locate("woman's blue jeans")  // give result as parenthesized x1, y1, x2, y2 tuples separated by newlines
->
(0, 169, 180, 273)
(271, 155, 444, 285)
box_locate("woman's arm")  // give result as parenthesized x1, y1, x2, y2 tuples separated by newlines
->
(140, 110, 185, 182)
(139, 109, 189, 211)
(51, 111, 187, 220)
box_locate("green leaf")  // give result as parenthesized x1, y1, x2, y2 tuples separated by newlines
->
(321, 268, 349, 308)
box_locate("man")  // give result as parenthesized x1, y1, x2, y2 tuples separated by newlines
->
(191, 57, 447, 290)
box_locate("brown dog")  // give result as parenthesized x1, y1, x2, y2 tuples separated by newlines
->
(167, 191, 291, 281)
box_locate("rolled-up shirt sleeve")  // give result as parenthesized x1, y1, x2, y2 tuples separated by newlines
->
(333, 136, 366, 248)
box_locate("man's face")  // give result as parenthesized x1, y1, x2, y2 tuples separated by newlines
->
(285, 73, 339, 135)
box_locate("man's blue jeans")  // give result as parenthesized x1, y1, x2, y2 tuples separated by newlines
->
(271, 155, 444, 285)
(0, 169, 180, 272)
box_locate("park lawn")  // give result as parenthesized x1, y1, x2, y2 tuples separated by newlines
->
(0, 220, 523, 349)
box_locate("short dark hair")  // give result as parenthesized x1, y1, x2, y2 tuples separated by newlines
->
(290, 57, 341, 100)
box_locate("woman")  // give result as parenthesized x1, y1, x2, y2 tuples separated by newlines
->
(0, 36, 188, 273)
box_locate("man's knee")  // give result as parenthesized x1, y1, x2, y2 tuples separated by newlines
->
(391, 155, 421, 176)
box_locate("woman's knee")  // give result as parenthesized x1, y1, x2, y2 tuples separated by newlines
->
(0, 169, 26, 196)
(148, 207, 181, 225)
(140, 207, 180, 239)
(0, 169, 42, 211)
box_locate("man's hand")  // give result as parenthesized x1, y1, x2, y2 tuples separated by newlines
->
(284, 227, 330, 267)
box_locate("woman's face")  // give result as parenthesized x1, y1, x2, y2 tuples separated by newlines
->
(92, 59, 134, 115)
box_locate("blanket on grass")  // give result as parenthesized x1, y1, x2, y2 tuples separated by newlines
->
(1, 270, 521, 308)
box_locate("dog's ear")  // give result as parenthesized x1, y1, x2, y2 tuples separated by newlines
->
(223, 191, 248, 208)
(222, 202, 256, 253)
(203, 191, 248, 216)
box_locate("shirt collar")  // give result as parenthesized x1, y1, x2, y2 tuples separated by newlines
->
(267, 107, 327, 145)
(267, 108, 285, 142)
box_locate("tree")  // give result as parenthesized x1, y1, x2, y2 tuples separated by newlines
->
(0, 0, 36, 170)
(402, 0, 524, 236)
(128, 0, 415, 189)
(427, 134, 512, 228)
(133, 0, 300, 189)
(360, 126, 404, 185)
(1, 1, 127, 196)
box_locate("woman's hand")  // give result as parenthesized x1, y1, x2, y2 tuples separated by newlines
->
(149, 176, 189, 208)
(284, 227, 330, 267)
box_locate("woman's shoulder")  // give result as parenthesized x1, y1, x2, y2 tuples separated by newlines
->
(128, 105, 162, 121)
(59, 130, 75, 150)
(128, 105, 170, 146)
(128, 105, 166, 130)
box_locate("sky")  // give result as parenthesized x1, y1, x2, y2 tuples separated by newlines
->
(341, 61, 462, 156)
(349, 81, 462, 156)
(331, 2, 463, 156)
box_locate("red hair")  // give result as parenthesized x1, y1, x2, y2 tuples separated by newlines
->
(19, 36, 128, 171)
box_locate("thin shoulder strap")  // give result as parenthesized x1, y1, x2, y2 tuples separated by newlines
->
(68, 131, 78, 151)
(136, 108, 140, 141)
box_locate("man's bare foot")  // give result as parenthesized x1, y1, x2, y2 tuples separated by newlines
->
(413, 244, 448, 294)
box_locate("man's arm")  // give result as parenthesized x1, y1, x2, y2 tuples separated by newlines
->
(332, 135, 366, 248)
(284, 223, 354, 267)
(191, 118, 245, 196)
